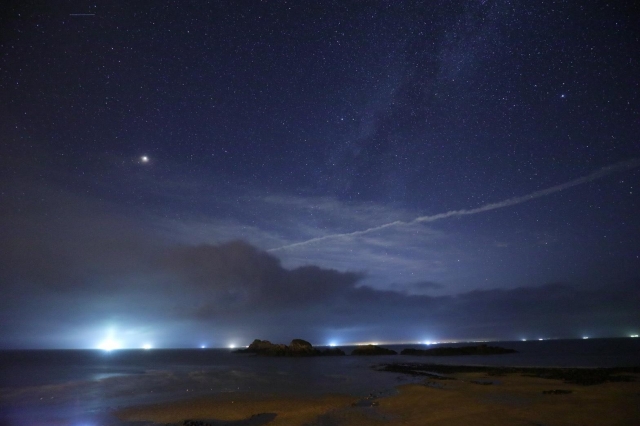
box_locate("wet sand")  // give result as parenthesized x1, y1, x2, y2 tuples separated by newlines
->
(116, 369, 640, 425)
(116, 393, 358, 425)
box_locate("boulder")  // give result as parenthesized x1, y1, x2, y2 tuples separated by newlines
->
(321, 347, 346, 356)
(235, 338, 345, 356)
(289, 339, 314, 352)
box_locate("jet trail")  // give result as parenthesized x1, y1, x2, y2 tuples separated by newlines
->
(268, 158, 639, 252)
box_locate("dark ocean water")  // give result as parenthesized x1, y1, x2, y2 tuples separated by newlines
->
(1, 338, 638, 426)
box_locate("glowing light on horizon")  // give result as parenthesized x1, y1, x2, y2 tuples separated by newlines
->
(201, 345, 206, 349)
(142, 344, 152, 350)
(98, 339, 121, 352)
(521, 339, 527, 341)
(329, 342, 337, 347)
(631, 335, 639, 338)
(228, 344, 236, 349)
(583, 336, 589, 340)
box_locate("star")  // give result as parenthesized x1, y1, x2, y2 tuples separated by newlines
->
(140, 156, 149, 163)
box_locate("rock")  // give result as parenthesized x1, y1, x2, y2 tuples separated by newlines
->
(248, 339, 277, 351)
(377, 363, 640, 386)
(321, 347, 346, 356)
(350, 344, 397, 356)
(235, 339, 285, 355)
(235, 338, 345, 356)
(289, 338, 314, 352)
(401, 344, 517, 356)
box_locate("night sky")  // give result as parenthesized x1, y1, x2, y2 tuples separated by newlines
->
(1, 1, 639, 349)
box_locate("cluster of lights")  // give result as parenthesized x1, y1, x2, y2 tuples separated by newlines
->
(631, 335, 639, 338)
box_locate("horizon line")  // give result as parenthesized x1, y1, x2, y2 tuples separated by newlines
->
(2, 335, 636, 350)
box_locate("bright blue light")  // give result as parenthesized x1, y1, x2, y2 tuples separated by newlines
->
(97, 338, 121, 351)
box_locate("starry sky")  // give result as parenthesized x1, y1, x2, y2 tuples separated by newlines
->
(1, 1, 639, 349)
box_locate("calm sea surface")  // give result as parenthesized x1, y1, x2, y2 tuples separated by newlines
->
(1, 338, 639, 426)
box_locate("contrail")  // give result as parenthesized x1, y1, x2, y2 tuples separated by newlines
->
(268, 158, 640, 252)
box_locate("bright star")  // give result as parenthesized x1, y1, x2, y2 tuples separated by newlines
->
(140, 155, 149, 163)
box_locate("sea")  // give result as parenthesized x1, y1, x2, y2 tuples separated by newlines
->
(1, 338, 639, 426)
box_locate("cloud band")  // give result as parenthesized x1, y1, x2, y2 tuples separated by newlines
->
(270, 158, 640, 252)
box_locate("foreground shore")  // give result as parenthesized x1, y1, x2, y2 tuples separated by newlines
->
(116, 365, 640, 425)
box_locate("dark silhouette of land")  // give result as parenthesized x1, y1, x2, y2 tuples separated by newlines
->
(377, 363, 639, 385)
(350, 344, 397, 355)
(401, 344, 517, 356)
(235, 339, 345, 356)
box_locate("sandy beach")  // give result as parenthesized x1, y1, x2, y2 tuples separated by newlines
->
(116, 366, 640, 425)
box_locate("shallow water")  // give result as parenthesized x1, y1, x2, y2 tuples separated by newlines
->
(1, 338, 638, 425)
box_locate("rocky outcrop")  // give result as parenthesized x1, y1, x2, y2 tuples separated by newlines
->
(322, 347, 348, 356)
(235, 339, 345, 356)
(378, 363, 639, 386)
(400, 344, 517, 356)
(350, 344, 397, 356)
(289, 338, 315, 353)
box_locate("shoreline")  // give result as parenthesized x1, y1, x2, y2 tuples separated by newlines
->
(116, 364, 640, 425)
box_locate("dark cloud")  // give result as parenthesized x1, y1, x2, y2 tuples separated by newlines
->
(161, 241, 363, 315)
(155, 241, 640, 342)
(386, 280, 445, 295)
